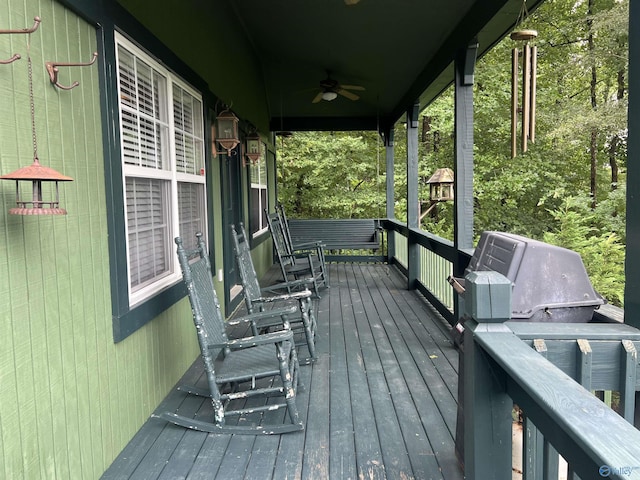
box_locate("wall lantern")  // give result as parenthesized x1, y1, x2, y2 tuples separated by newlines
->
(214, 108, 239, 155)
(245, 130, 261, 164)
(1, 160, 73, 215)
(426, 167, 454, 202)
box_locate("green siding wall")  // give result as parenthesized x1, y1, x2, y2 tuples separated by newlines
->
(0, 1, 199, 478)
(117, 0, 270, 133)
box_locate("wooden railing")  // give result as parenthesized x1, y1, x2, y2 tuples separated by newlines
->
(382, 218, 468, 325)
(463, 271, 640, 480)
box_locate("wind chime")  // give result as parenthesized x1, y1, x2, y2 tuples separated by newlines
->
(0, 17, 73, 214)
(510, 1, 538, 158)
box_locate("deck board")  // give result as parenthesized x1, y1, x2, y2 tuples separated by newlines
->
(102, 263, 464, 480)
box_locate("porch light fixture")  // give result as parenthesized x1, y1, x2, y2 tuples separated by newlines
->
(245, 130, 262, 164)
(214, 108, 240, 155)
(321, 90, 338, 102)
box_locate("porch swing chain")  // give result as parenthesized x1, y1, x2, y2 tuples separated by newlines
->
(26, 32, 39, 164)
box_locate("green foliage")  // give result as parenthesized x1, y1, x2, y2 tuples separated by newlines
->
(277, 131, 386, 219)
(543, 195, 625, 306)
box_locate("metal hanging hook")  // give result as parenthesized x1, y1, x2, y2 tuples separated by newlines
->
(0, 16, 41, 64)
(45, 51, 98, 90)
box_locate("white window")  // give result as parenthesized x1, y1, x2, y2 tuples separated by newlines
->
(116, 33, 206, 306)
(249, 145, 268, 236)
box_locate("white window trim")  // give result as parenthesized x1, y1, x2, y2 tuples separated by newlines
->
(250, 145, 268, 237)
(115, 32, 207, 307)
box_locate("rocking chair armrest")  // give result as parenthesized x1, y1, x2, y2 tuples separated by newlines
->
(291, 251, 314, 261)
(217, 329, 294, 350)
(259, 283, 314, 299)
(227, 305, 298, 328)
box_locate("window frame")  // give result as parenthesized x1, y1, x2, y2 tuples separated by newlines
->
(107, 31, 209, 341)
(248, 141, 268, 238)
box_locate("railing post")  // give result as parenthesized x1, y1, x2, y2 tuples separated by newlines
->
(383, 127, 396, 260)
(625, 0, 640, 329)
(406, 103, 420, 289)
(462, 271, 513, 479)
(453, 42, 477, 320)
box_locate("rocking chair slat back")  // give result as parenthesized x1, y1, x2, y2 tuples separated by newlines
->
(175, 234, 228, 356)
(230, 224, 263, 307)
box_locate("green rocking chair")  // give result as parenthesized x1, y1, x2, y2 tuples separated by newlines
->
(232, 223, 317, 364)
(154, 233, 304, 435)
(265, 211, 327, 296)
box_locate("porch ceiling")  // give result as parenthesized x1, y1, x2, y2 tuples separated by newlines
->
(118, 0, 545, 132)
(229, 0, 544, 131)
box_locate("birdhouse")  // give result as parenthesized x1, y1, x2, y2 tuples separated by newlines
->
(426, 168, 454, 202)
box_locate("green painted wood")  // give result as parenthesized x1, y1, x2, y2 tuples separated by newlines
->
(364, 266, 462, 478)
(508, 322, 640, 340)
(453, 45, 476, 253)
(463, 321, 513, 479)
(520, 338, 640, 391)
(543, 441, 560, 480)
(329, 287, 356, 480)
(577, 338, 593, 390)
(384, 128, 395, 220)
(407, 104, 420, 291)
(620, 340, 637, 423)
(625, 0, 640, 329)
(522, 339, 547, 480)
(345, 279, 386, 480)
(523, 416, 544, 480)
(287, 218, 381, 251)
(0, 4, 202, 479)
(476, 329, 640, 480)
(103, 263, 464, 479)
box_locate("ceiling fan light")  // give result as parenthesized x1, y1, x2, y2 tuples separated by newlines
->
(322, 91, 338, 101)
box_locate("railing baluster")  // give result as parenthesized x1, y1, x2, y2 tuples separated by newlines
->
(523, 339, 548, 480)
(576, 339, 592, 391)
(523, 415, 544, 480)
(543, 440, 559, 480)
(620, 339, 637, 423)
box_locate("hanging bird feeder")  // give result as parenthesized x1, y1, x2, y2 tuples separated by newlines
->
(1, 160, 73, 215)
(0, 17, 74, 215)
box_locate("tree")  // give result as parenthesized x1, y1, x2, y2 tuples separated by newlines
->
(277, 131, 386, 219)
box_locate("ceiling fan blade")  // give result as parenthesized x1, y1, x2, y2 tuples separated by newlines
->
(337, 88, 360, 101)
(312, 91, 324, 103)
(340, 85, 365, 91)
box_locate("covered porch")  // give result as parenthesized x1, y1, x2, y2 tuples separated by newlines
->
(103, 261, 463, 479)
(103, 219, 640, 479)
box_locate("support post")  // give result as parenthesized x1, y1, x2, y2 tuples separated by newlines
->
(407, 103, 420, 290)
(462, 271, 513, 479)
(625, 0, 640, 329)
(383, 127, 396, 259)
(453, 42, 477, 319)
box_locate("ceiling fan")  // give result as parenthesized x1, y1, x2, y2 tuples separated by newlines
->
(312, 73, 365, 103)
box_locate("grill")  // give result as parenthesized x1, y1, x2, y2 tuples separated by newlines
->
(463, 231, 604, 323)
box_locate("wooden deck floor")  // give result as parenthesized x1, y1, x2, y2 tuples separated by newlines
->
(102, 263, 464, 480)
